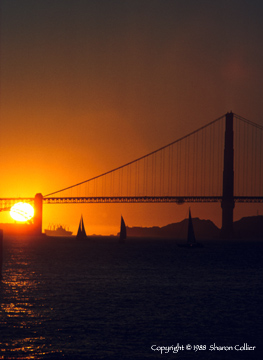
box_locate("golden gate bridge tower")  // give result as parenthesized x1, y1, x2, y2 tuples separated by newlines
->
(221, 112, 235, 238)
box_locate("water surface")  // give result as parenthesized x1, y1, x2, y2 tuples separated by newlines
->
(0, 236, 262, 359)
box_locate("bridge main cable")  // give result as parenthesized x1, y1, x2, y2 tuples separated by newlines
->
(234, 114, 263, 130)
(44, 114, 225, 197)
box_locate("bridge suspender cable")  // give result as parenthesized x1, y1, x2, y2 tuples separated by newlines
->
(44, 114, 226, 197)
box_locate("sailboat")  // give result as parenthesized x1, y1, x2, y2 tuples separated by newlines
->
(119, 216, 127, 243)
(76, 215, 88, 240)
(178, 209, 203, 248)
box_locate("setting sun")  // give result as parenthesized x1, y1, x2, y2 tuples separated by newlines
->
(10, 202, 34, 222)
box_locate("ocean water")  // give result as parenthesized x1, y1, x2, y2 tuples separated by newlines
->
(0, 236, 262, 360)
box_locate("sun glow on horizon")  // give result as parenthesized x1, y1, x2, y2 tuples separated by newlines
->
(10, 202, 34, 222)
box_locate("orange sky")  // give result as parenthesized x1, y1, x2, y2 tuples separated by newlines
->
(1, 1, 263, 234)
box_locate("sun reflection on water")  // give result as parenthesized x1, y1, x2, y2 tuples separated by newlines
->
(0, 239, 62, 359)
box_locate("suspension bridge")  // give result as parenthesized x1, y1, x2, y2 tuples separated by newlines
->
(1, 112, 263, 237)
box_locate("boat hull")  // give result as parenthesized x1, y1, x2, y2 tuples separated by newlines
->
(177, 242, 204, 248)
(45, 229, 73, 237)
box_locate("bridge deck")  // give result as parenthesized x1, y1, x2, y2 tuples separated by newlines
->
(1, 196, 263, 209)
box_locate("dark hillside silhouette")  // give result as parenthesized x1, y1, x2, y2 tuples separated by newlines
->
(234, 216, 263, 238)
(126, 218, 220, 239)
(126, 216, 263, 239)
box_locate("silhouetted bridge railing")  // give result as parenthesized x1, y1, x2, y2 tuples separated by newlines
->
(1, 195, 263, 207)
(43, 196, 263, 204)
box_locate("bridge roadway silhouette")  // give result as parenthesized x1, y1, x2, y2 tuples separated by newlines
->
(1, 195, 262, 204)
(1, 112, 263, 237)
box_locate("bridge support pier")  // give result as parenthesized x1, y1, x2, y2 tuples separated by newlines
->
(221, 112, 235, 238)
(34, 193, 43, 235)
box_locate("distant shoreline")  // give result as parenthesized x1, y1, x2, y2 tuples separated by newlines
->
(1, 215, 263, 239)
(121, 215, 263, 239)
